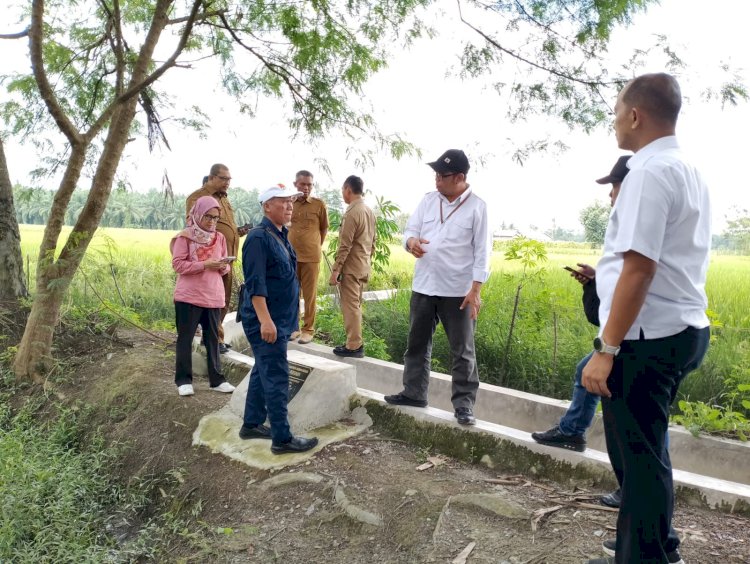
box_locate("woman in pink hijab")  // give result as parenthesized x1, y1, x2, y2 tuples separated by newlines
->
(171, 195, 236, 396)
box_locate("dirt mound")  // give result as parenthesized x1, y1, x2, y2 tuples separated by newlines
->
(17, 327, 750, 563)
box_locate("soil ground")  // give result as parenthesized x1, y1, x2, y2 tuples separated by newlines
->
(10, 322, 750, 563)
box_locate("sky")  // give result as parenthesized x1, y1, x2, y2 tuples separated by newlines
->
(2, 0, 749, 235)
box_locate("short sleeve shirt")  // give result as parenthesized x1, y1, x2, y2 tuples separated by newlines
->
(596, 136, 711, 339)
(288, 196, 328, 262)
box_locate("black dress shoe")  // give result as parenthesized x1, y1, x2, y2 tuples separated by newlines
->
(219, 343, 230, 354)
(332, 345, 364, 358)
(530, 425, 587, 452)
(383, 392, 428, 408)
(271, 436, 319, 455)
(455, 407, 476, 426)
(239, 424, 272, 440)
(600, 488, 622, 508)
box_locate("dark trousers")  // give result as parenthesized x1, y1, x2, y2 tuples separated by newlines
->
(174, 301, 225, 387)
(402, 292, 479, 410)
(604, 326, 710, 564)
(243, 335, 293, 445)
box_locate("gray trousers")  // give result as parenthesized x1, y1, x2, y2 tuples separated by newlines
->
(402, 291, 479, 410)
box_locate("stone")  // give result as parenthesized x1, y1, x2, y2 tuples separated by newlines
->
(450, 493, 530, 520)
(260, 472, 325, 490)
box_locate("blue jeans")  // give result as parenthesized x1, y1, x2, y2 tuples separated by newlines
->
(558, 352, 599, 437)
(558, 352, 673, 450)
(243, 336, 293, 445)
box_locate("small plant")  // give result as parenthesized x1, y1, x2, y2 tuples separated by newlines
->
(500, 236, 548, 383)
(414, 444, 432, 464)
(672, 381, 750, 441)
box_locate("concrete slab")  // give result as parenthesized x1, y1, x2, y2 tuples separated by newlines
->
(215, 315, 750, 497)
(192, 407, 370, 471)
(227, 351, 358, 434)
(286, 341, 750, 487)
(192, 342, 368, 470)
(356, 389, 750, 514)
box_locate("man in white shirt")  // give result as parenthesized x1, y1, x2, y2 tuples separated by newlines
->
(384, 149, 491, 426)
(582, 73, 711, 564)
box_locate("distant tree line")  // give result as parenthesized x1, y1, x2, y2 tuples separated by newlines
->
(13, 185, 281, 231)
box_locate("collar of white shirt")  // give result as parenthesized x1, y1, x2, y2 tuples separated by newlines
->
(627, 135, 679, 171)
(437, 186, 473, 206)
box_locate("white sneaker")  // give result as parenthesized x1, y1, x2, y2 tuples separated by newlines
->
(210, 382, 235, 393)
(177, 384, 195, 396)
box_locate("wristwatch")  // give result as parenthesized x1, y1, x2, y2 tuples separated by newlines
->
(593, 337, 620, 356)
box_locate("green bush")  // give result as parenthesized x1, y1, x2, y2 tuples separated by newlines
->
(0, 399, 120, 562)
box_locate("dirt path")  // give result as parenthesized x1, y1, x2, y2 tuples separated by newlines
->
(59, 329, 750, 563)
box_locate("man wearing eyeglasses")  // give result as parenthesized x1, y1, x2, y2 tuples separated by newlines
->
(384, 149, 491, 426)
(288, 170, 329, 345)
(187, 164, 250, 353)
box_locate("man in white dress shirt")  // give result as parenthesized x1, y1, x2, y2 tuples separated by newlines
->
(582, 73, 711, 564)
(384, 149, 491, 426)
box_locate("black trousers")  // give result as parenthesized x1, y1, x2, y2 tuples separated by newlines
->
(174, 301, 225, 387)
(401, 292, 479, 410)
(603, 326, 710, 563)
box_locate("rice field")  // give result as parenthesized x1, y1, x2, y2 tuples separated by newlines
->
(18, 224, 750, 406)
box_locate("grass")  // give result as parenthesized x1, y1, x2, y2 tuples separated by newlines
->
(0, 354, 202, 562)
(17, 224, 750, 409)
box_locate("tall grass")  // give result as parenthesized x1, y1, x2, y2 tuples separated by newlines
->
(18, 225, 750, 406)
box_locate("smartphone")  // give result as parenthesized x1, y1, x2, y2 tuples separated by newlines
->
(221, 256, 237, 263)
(563, 265, 592, 280)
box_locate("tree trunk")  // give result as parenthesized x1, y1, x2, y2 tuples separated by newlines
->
(13, 0, 182, 383)
(0, 137, 27, 302)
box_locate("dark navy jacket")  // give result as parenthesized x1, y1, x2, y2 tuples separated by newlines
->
(240, 217, 299, 340)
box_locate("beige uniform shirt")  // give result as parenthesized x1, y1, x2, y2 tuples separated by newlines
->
(333, 198, 376, 277)
(186, 187, 240, 256)
(289, 196, 329, 263)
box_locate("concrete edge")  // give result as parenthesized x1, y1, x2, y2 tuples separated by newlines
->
(354, 389, 750, 516)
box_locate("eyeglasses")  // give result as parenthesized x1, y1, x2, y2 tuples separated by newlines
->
(214, 175, 232, 182)
(202, 214, 221, 222)
(435, 172, 458, 180)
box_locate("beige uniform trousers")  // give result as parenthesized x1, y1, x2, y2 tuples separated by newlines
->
(296, 261, 320, 336)
(340, 273, 367, 350)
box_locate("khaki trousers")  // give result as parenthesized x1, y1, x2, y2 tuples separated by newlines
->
(218, 267, 233, 343)
(340, 272, 367, 349)
(296, 261, 320, 335)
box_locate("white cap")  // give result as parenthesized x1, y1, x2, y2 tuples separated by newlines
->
(259, 185, 304, 204)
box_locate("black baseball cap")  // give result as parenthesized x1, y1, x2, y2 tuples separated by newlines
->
(427, 149, 470, 175)
(596, 155, 631, 184)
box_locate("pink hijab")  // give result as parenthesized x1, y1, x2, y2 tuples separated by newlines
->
(170, 196, 221, 260)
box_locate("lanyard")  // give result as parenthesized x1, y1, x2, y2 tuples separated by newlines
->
(440, 193, 471, 224)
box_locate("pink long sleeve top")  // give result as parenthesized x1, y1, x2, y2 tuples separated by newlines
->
(171, 232, 230, 309)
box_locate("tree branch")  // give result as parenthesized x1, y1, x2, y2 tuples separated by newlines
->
(29, 0, 82, 145)
(167, 9, 226, 25)
(0, 28, 29, 39)
(96, 0, 126, 94)
(84, 0, 203, 141)
(457, 0, 611, 89)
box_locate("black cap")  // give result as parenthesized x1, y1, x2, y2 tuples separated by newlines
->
(427, 149, 470, 175)
(596, 155, 631, 185)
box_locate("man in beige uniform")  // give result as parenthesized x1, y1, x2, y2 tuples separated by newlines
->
(329, 175, 376, 358)
(186, 163, 249, 353)
(288, 170, 329, 344)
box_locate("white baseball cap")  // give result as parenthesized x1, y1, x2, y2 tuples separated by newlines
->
(259, 184, 304, 204)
